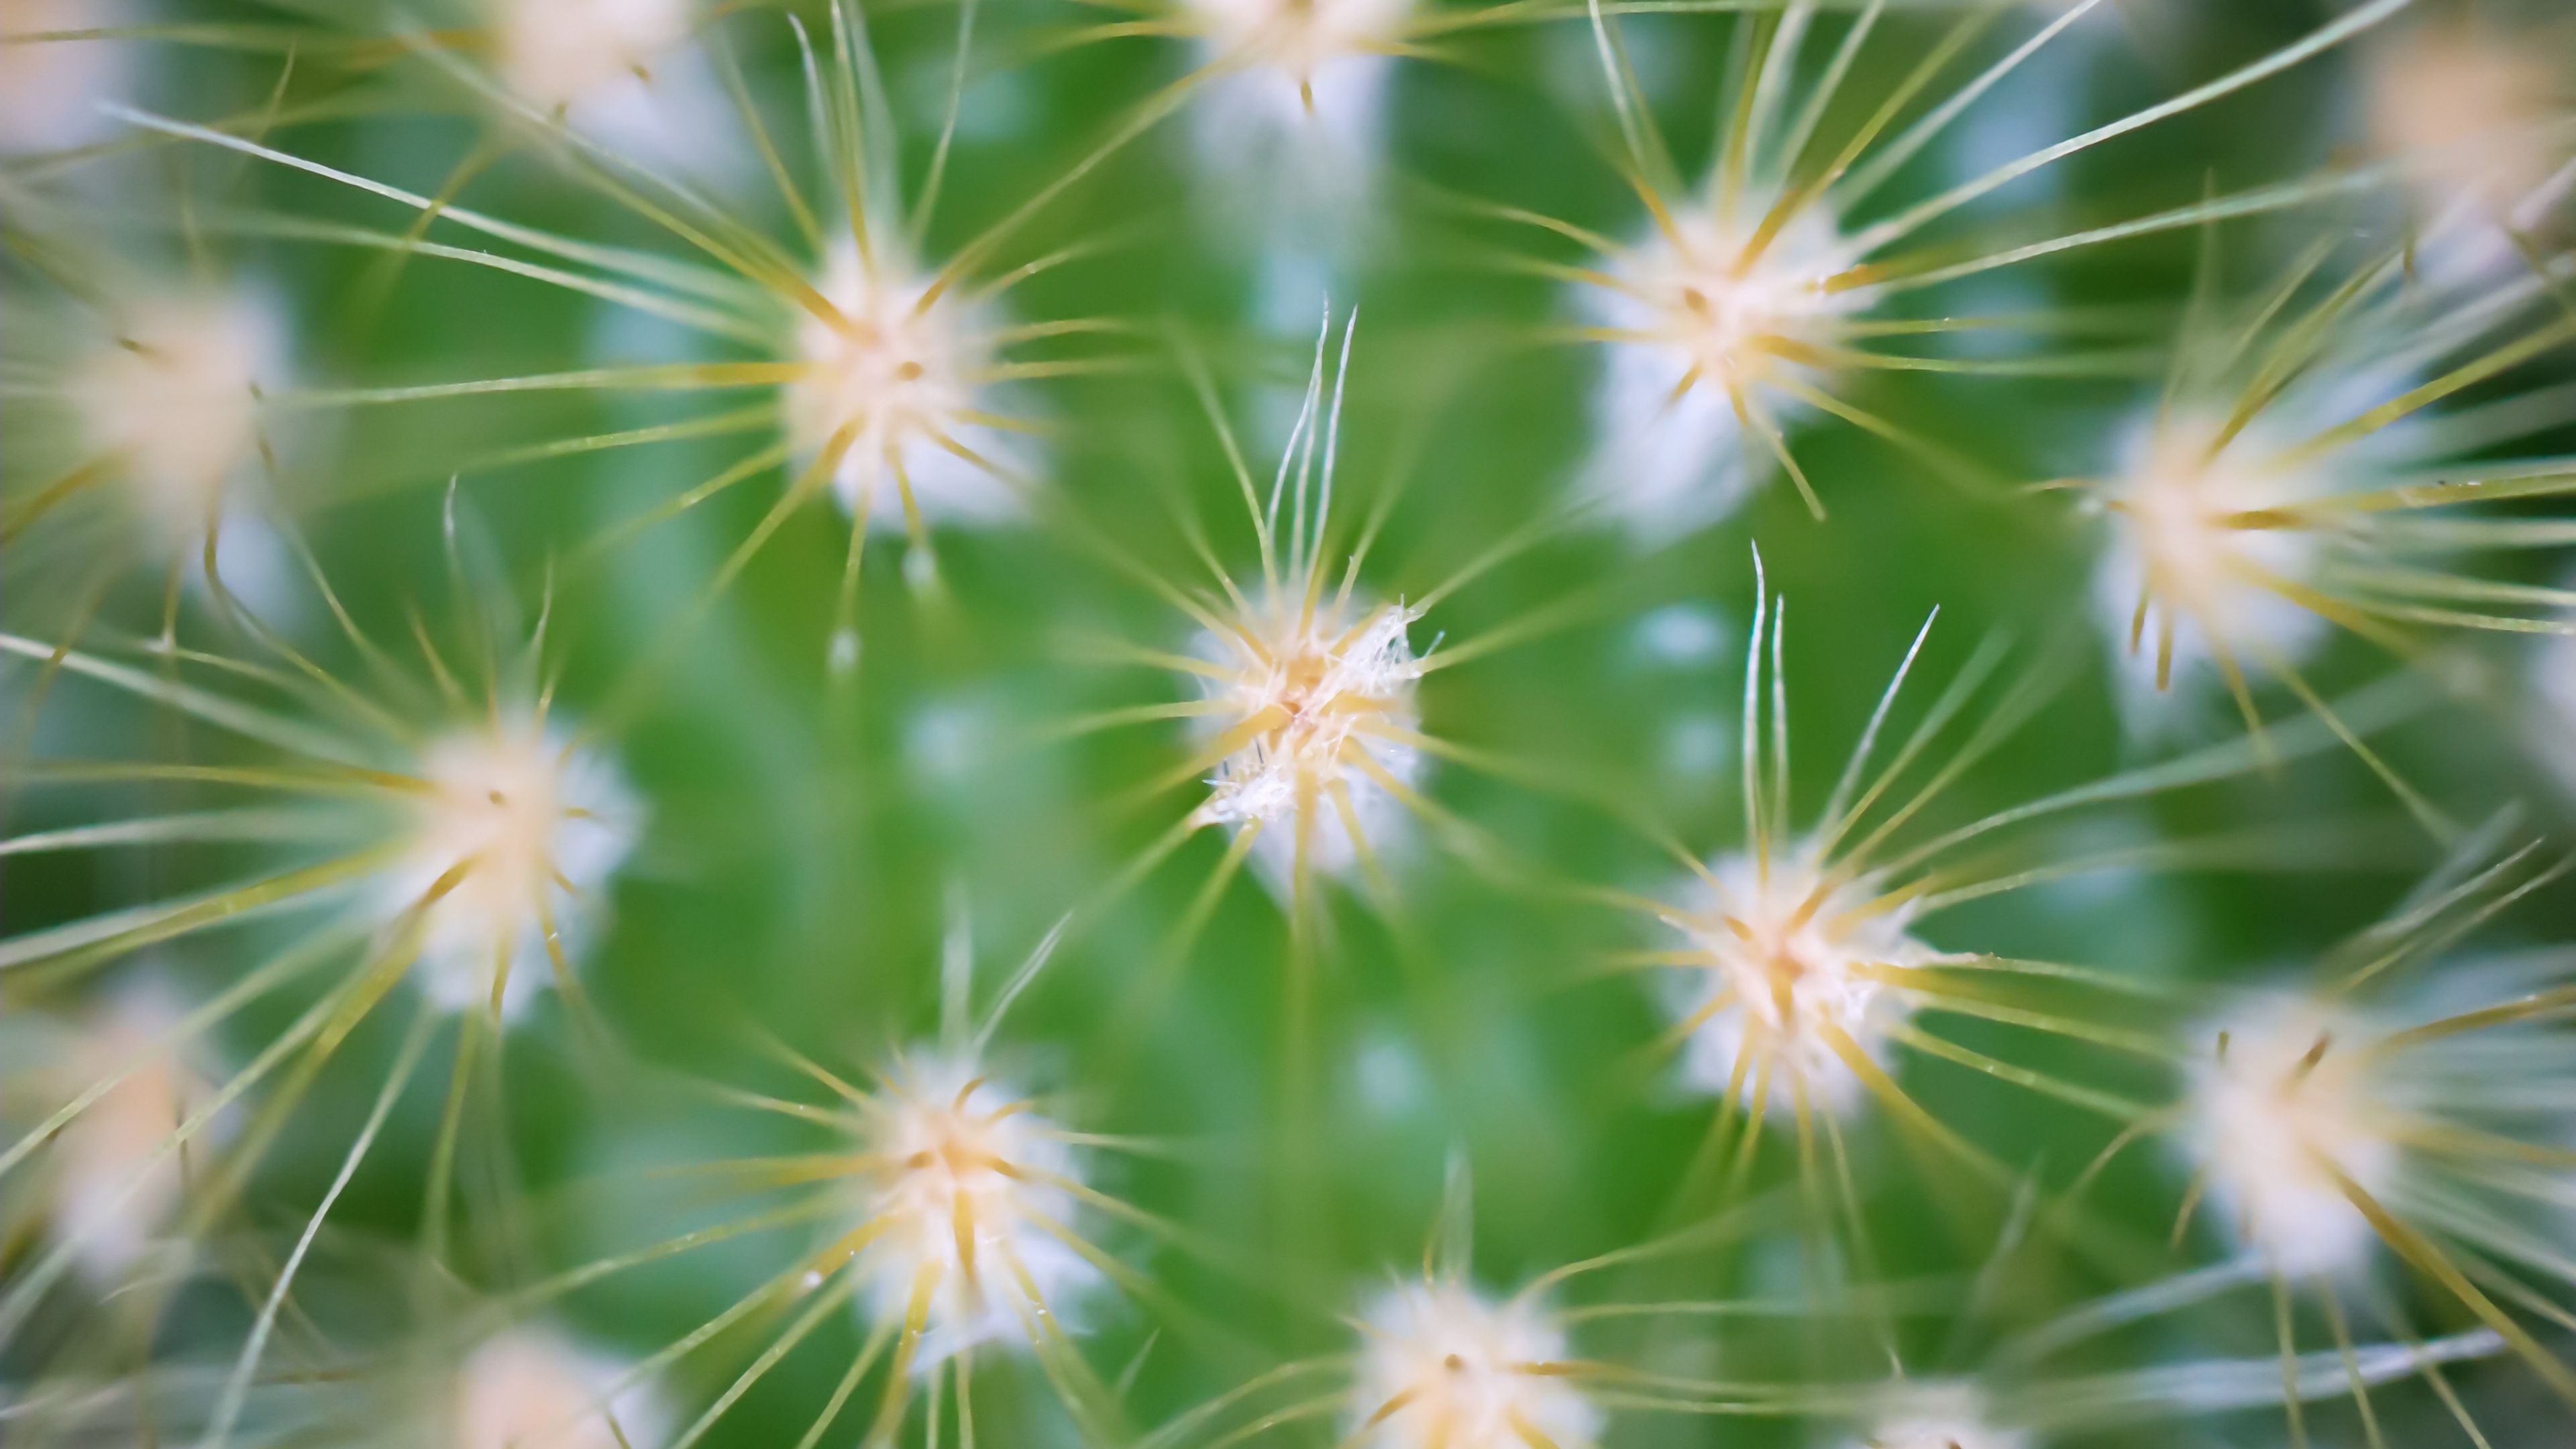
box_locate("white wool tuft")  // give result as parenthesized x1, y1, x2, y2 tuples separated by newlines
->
(0, 0, 133, 156)
(68, 286, 284, 555)
(2179, 995, 2402, 1280)
(1187, 589, 1424, 888)
(787, 238, 1022, 532)
(492, 0, 690, 115)
(2365, 22, 2571, 252)
(1183, 0, 1409, 100)
(451, 1327, 666, 1449)
(1181, 0, 1412, 241)
(1662, 838, 1941, 1120)
(388, 713, 640, 1020)
(1348, 1280, 1600, 1449)
(1849, 1383, 2030, 1449)
(2087, 406, 2335, 723)
(488, 0, 745, 174)
(1578, 190, 1862, 537)
(48, 987, 227, 1283)
(845, 1051, 1104, 1366)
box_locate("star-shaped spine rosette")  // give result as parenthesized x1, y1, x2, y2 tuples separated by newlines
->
(1183, 579, 1426, 892)
(108, 0, 1161, 672)
(1082, 313, 1474, 914)
(1660, 834, 1951, 1122)
(1477, 0, 2439, 533)
(1347, 1279, 1599, 1449)
(786, 235, 1026, 539)
(1162, 1174, 2382, 1449)
(2087, 834, 2576, 1422)
(1159, 1169, 1699, 1449)
(837, 1049, 1106, 1369)
(2076, 231, 2576, 820)
(2361, 13, 2576, 282)
(21, 986, 231, 1287)
(389, 710, 641, 1020)
(0, 570, 641, 1013)
(63, 285, 280, 543)
(1, 252, 306, 637)
(0, 556, 643, 1383)
(1577, 182, 1866, 533)
(1623, 564, 2410, 1187)
(753, 1036, 1134, 1446)
(493, 915, 1179, 1449)
(2176, 994, 2402, 1281)
(1640, 577, 2010, 1138)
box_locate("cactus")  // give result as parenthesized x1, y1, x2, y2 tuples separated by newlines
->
(5, 2, 2576, 1448)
